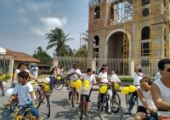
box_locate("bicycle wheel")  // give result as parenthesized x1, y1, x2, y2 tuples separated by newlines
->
(35, 90, 41, 108)
(80, 96, 85, 120)
(53, 80, 64, 90)
(112, 92, 121, 105)
(71, 89, 75, 108)
(45, 95, 51, 119)
(125, 93, 131, 109)
(10, 98, 18, 112)
(99, 101, 123, 120)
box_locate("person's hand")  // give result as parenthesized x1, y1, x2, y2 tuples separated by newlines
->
(107, 82, 111, 85)
(3, 102, 10, 107)
(147, 106, 155, 112)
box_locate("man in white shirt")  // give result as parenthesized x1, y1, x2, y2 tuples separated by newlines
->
(151, 58, 170, 119)
(67, 64, 82, 104)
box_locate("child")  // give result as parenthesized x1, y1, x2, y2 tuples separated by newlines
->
(4, 71, 35, 107)
(135, 76, 157, 120)
(78, 68, 96, 116)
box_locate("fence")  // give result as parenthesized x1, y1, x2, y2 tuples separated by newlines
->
(53, 57, 160, 77)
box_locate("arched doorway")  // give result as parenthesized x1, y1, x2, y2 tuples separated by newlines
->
(107, 31, 129, 75)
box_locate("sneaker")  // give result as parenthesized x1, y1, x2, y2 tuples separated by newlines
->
(84, 112, 89, 117)
(68, 100, 71, 105)
(78, 111, 81, 115)
(76, 101, 80, 104)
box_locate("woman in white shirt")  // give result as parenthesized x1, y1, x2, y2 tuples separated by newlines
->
(98, 64, 112, 113)
(13, 62, 39, 84)
(135, 76, 157, 120)
(78, 68, 96, 116)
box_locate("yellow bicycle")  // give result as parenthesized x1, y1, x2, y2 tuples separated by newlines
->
(14, 103, 39, 120)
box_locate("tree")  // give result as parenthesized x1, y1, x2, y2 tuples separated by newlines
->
(33, 47, 52, 64)
(74, 45, 87, 57)
(46, 27, 73, 56)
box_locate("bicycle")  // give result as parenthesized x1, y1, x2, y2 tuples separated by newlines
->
(143, 111, 158, 120)
(14, 100, 39, 120)
(49, 75, 65, 90)
(69, 81, 77, 108)
(98, 84, 123, 120)
(111, 82, 121, 105)
(34, 82, 51, 119)
(98, 83, 121, 113)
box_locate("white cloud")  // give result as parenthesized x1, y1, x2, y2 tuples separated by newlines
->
(26, 1, 52, 11)
(31, 17, 67, 36)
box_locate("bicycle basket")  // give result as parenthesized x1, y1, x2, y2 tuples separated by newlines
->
(99, 85, 107, 94)
(56, 76, 62, 80)
(70, 81, 75, 88)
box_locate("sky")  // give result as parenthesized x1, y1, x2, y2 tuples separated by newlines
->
(0, 0, 89, 56)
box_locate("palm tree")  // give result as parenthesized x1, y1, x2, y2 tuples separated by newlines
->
(46, 27, 73, 56)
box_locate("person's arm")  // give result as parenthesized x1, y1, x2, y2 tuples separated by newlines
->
(141, 82, 151, 90)
(29, 72, 39, 82)
(151, 83, 170, 110)
(4, 84, 18, 106)
(30, 92, 35, 106)
(13, 70, 18, 83)
(3, 94, 16, 107)
(92, 75, 96, 84)
(28, 83, 35, 106)
(75, 70, 81, 78)
(135, 72, 143, 77)
(137, 88, 154, 112)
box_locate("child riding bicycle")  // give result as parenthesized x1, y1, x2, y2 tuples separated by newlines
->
(135, 76, 157, 120)
(78, 68, 96, 116)
(4, 71, 39, 118)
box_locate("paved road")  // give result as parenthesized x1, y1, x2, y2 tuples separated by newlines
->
(0, 84, 136, 120)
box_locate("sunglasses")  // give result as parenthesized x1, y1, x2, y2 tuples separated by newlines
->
(166, 68, 170, 72)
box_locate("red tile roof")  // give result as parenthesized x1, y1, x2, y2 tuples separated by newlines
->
(6, 49, 40, 63)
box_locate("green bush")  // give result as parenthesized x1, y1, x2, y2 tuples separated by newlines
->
(119, 76, 133, 83)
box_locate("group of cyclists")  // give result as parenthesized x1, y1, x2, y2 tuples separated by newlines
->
(2, 58, 170, 120)
(124, 58, 170, 120)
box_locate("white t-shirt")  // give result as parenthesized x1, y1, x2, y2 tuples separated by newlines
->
(154, 79, 170, 117)
(80, 73, 96, 95)
(13, 82, 33, 106)
(14, 69, 30, 83)
(33, 67, 38, 78)
(133, 72, 143, 86)
(98, 72, 108, 85)
(154, 72, 162, 80)
(57, 68, 64, 76)
(68, 68, 82, 81)
(137, 86, 157, 110)
(110, 74, 121, 83)
(80, 73, 96, 85)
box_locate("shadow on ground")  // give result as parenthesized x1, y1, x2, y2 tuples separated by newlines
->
(0, 108, 13, 120)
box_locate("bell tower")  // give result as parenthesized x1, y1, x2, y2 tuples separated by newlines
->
(88, 0, 118, 61)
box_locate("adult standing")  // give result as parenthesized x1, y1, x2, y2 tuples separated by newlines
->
(98, 64, 112, 113)
(151, 58, 170, 119)
(13, 61, 39, 84)
(125, 64, 143, 114)
(67, 64, 82, 104)
(32, 65, 39, 78)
